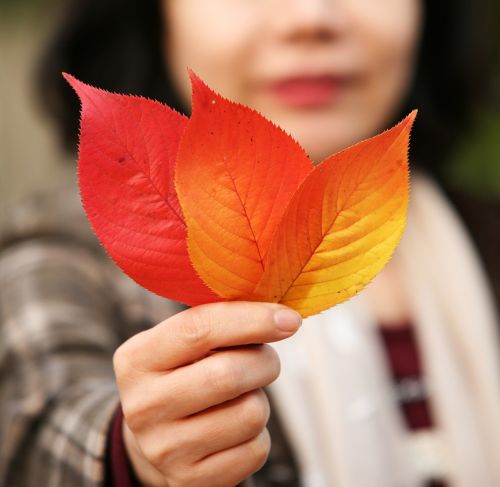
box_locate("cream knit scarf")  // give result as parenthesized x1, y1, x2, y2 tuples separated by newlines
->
(269, 174, 500, 487)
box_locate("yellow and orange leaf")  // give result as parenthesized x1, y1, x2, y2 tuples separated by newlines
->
(252, 111, 416, 317)
(175, 72, 313, 299)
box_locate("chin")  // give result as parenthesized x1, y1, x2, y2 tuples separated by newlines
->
(289, 129, 352, 164)
(275, 112, 358, 163)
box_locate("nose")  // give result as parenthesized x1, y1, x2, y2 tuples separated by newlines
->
(273, 0, 350, 44)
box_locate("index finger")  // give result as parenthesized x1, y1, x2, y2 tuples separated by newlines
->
(127, 301, 301, 371)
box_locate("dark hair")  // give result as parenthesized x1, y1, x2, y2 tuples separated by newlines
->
(36, 0, 497, 178)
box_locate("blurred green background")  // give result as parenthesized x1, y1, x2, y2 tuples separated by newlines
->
(1, 0, 499, 207)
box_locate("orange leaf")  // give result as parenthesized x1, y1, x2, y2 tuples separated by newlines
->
(175, 72, 313, 299)
(252, 111, 416, 317)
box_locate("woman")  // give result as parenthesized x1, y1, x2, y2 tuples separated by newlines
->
(1, 0, 499, 486)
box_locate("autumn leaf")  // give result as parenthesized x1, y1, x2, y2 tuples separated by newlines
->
(65, 71, 415, 318)
(175, 72, 313, 299)
(252, 112, 416, 317)
(63, 73, 219, 306)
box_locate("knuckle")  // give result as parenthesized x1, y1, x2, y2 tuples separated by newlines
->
(179, 309, 212, 348)
(140, 433, 178, 471)
(113, 331, 148, 379)
(169, 469, 198, 487)
(121, 399, 145, 430)
(141, 441, 166, 468)
(204, 356, 239, 394)
(250, 428, 271, 469)
(242, 391, 270, 433)
(120, 386, 158, 432)
(112, 343, 131, 377)
(262, 345, 281, 383)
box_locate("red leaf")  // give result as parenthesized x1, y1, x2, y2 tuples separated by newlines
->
(64, 74, 218, 305)
(175, 72, 313, 299)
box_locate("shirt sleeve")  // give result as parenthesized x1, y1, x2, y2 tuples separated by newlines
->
(0, 237, 125, 486)
(106, 406, 141, 487)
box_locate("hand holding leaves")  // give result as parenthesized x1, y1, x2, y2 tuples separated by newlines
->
(65, 72, 415, 317)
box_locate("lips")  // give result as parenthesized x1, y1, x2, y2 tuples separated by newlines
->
(269, 75, 345, 108)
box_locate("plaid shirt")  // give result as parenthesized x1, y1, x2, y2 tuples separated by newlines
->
(1, 171, 498, 487)
(0, 172, 300, 487)
(0, 173, 185, 486)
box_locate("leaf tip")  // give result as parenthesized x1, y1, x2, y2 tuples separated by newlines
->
(405, 109, 418, 129)
(186, 68, 199, 86)
(187, 68, 219, 111)
(61, 71, 74, 84)
(62, 72, 93, 104)
(388, 109, 418, 142)
(62, 72, 80, 92)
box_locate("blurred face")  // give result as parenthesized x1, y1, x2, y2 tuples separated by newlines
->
(162, 0, 422, 163)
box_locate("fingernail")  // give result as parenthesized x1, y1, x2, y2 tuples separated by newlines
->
(274, 308, 302, 332)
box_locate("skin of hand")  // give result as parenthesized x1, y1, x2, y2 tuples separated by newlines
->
(113, 301, 302, 487)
